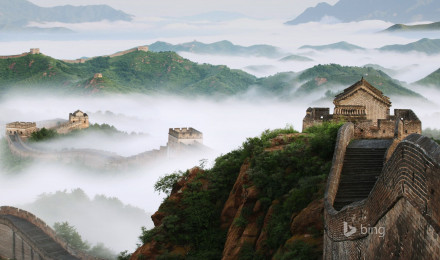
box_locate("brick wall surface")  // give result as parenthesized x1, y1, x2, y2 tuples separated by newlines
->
(324, 126, 440, 259)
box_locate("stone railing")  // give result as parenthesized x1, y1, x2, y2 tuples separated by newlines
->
(334, 105, 366, 116)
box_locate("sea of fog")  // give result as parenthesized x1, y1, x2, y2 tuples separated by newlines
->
(0, 18, 440, 253)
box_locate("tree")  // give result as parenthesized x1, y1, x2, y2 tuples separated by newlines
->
(154, 171, 185, 196)
(53, 222, 90, 251)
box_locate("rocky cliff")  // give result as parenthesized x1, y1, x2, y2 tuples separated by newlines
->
(130, 123, 341, 259)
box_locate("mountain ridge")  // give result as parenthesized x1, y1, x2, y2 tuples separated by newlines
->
(0, 48, 422, 99)
(286, 0, 440, 25)
(0, 0, 132, 32)
(148, 40, 287, 58)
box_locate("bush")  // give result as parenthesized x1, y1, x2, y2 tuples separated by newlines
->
(29, 127, 58, 142)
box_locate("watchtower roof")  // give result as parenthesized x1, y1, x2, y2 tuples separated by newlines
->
(71, 110, 88, 117)
(334, 78, 391, 106)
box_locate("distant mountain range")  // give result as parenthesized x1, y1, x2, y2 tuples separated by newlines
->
(300, 41, 365, 51)
(286, 0, 440, 25)
(293, 64, 419, 97)
(292, 39, 440, 55)
(384, 22, 440, 33)
(0, 48, 423, 99)
(379, 38, 440, 55)
(148, 40, 288, 58)
(0, 0, 132, 32)
(417, 68, 440, 87)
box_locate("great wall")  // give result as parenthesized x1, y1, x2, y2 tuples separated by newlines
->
(304, 79, 440, 259)
(1, 79, 440, 259)
(0, 206, 98, 260)
(62, 46, 149, 64)
(0, 49, 41, 60)
(4, 110, 209, 171)
(0, 46, 148, 65)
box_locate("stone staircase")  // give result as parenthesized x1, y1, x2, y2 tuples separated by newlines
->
(2, 215, 80, 260)
(333, 139, 392, 211)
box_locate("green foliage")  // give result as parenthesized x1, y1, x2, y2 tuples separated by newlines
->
(29, 127, 58, 142)
(273, 240, 320, 260)
(232, 215, 248, 228)
(53, 221, 90, 251)
(306, 121, 344, 159)
(67, 123, 126, 137)
(141, 148, 246, 258)
(0, 50, 421, 98)
(154, 171, 185, 196)
(139, 123, 340, 259)
(296, 64, 419, 97)
(379, 38, 440, 55)
(417, 68, 440, 86)
(117, 250, 132, 260)
(88, 243, 116, 259)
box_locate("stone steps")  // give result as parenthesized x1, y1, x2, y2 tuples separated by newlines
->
(1, 215, 80, 260)
(333, 139, 391, 211)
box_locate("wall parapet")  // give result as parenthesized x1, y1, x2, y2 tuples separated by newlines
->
(324, 134, 440, 259)
(324, 123, 354, 213)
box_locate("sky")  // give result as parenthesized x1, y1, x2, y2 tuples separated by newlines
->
(28, 0, 339, 19)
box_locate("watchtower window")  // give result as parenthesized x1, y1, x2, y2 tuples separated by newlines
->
(383, 130, 385, 133)
(405, 130, 408, 134)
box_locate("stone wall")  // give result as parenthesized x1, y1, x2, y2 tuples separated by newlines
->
(324, 123, 354, 209)
(62, 45, 149, 64)
(56, 121, 84, 134)
(0, 49, 40, 59)
(324, 133, 440, 259)
(0, 207, 98, 260)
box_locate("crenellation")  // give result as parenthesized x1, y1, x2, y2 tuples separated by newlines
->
(5, 122, 38, 140)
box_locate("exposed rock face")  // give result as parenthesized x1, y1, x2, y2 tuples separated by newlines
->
(131, 133, 326, 259)
(130, 168, 203, 260)
(221, 160, 267, 260)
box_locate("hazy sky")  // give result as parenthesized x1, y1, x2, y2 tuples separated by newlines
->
(28, 0, 339, 19)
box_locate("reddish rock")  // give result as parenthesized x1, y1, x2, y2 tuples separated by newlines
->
(290, 198, 324, 236)
(220, 160, 250, 229)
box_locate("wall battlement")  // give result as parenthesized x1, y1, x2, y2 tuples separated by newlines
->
(323, 124, 440, 259)
(168, 127, 203, 140)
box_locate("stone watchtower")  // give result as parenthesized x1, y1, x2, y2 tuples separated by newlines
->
(69, 110, 89, 129)
(29, 48, 40, 54)
(5, 122, 38, 140)
(167, 127, 203, 157)
(303, 78, 421, 139)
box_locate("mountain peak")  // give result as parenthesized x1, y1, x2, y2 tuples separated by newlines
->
(286, 0, 440, 25)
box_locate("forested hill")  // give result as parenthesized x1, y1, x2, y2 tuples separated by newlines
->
(0, 51, 257, 96)
(0, 50, 422, 98)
